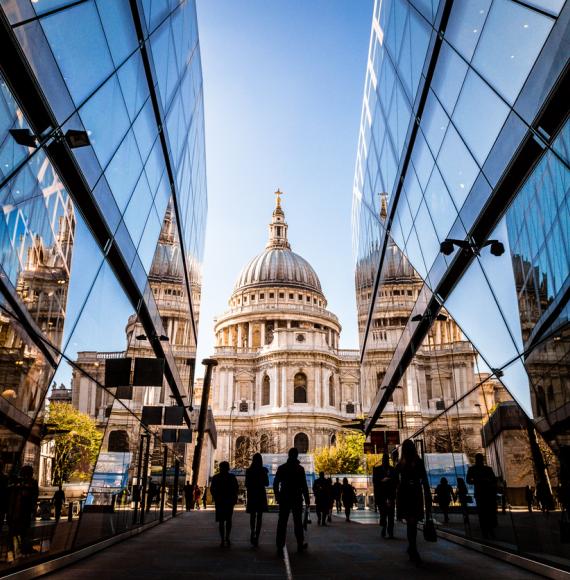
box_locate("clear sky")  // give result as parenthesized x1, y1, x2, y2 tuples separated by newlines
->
(194, 0, 373, 374)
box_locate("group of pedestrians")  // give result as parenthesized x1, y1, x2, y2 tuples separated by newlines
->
(313, 473, 357, 524)
(183, 481, 207, 511)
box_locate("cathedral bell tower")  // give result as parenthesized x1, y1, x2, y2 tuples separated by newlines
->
(267, 189, 290, 250)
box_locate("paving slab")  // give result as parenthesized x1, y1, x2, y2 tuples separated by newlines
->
(45, 509, 542, 579)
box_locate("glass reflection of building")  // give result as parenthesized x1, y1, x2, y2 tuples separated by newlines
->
(0, 0, 206, 573)
(353, 0, 569, 572)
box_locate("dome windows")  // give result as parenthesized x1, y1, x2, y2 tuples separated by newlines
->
(262, 375, 270, 406)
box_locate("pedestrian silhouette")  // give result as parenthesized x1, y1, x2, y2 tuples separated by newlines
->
(456, 477, 470, 524)
(435, 477, 455, 523)
(210, 461, 239, 547)
(183, 481, 193, 511)
(373, 452, 397, 538)
(202, 485, 208, 509)
(273, 447, 309, 555)
(7, 465, 39, 556)
(332, 477, 342, 514)
(313, 472, 329, 526)
(466, 453, 497, 538)
(326, 477, 334, 523)
(52, 484, 66, 522)
(396, 440, 432, 564)
(193, 485, 202, 510)
(245, 453, 269, 546)
(341, 477, 357, 522)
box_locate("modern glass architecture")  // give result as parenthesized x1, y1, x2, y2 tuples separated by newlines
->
(0, 0, 206, 574)
(353, 0, 569, 571)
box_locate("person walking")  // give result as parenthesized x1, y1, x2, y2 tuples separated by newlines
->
(245, 453, 269, 546)
(466, 453, 497, 538)
(202, 486, 208, 510)
(373, 452, 397, 538)
(210, 462, 239, 547)
(341, 477, 357, 522)
(193, 485, 202, 510)
(273, 448, 310, 556)
(313, 472, 329, 526)
(7, 465, 39, 555)
(183, 481, 193, 511)
(52, 485, 66, 522)
(456, 477, 470, 524)
(326, 477, 334, 523)
(435, 477, 455, 524)
(332, 477, 342, 514)
(396, 440, 431, 564)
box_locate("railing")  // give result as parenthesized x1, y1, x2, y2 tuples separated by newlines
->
(96, 351, 126, 359)
(215, 303, 340, 324)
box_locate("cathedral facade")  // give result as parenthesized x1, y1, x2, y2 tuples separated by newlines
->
(210, 194, 360, 465)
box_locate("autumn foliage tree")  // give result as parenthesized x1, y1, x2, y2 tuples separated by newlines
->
(47, 402, 102, 485)
(313, 432, 367, 474)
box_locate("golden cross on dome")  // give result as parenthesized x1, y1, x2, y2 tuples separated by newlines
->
(274, 188, 284, 208)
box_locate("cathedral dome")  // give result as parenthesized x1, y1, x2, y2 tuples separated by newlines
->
(234, 248, 322, 294)
(232, 191, 324, 298)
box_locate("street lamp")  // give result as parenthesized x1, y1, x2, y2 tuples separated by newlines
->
(439, 238, 505, 257)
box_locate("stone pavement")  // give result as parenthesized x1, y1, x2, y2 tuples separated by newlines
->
(45, 509, 542, 579)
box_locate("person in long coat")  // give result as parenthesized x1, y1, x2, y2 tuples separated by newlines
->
(435, 477, 455, 523)
(396, 440, 431, 564)
(373, 452, 397, 538)
(466, 453, 497, 538)
(245, 453, 269, 546)
(341, 477, 357, 522)
(210, 462, 239, 547)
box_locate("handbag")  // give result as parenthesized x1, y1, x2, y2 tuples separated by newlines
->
(423, 517, 437, 542)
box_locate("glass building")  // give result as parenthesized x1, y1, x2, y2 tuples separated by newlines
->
(353, 0, 569, 572)
(0, 0, 206, 573)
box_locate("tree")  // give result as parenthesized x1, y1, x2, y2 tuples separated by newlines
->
(313, 432, 366, 474)
(47, 402, 102, 485)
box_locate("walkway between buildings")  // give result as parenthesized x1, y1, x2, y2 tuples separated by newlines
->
(45, 510, 542, 579)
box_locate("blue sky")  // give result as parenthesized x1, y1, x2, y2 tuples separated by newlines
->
(195, 0, 373, 372)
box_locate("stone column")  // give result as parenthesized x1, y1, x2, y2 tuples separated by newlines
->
(271, 367, 279, 409)
(276, 363, 281, 407)
(219, 369, 225, 410)
(281, 366, 287, 408)
(237, 324, 243, 348)
(228, 372, 235, 410)
(248, 323, 253, 349)
(315, 366, 320, 408)
(261, 322, 266, 346)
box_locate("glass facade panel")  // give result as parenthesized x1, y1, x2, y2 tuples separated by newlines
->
(353, 0, 569, 572)
(0, 0, 207, 573)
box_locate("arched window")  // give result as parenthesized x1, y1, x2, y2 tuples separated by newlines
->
(262, 375, 270, 406)
(294, 432, 309, 454)
(376, 371, 385, 391)
(108, 430, 129, 452)
(330, 433, 337, 446)
(235, 436, 251, 468)
(329, 375, 335, 406)
(294, 372, 307, 403)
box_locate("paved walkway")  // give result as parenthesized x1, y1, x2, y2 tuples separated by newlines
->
(46, 509, 542, 579)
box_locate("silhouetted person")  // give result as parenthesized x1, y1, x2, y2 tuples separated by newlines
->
(245, 453, 269, 546)
(7, 465, 39, 555)
(211, 461, 239, 547)
(341, 477, 357, 522)
(193, 485, 202, 510)
(202, 486, 208, 509)
(183, 481, 193, 511)
(326, 477, 334, 523)
(52, 485, 66, 522)
(313, 472, 329, 526)
(456, 477, 469, 524)
(146, 478, 158, 512)
(332, 477, 342, 514)
(274, 448, 309, 555)
(435, 477, 454, 523)
(466, 453, 497, 538)
(396, 440, 431, 564)
(373, 453, 397, 538)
